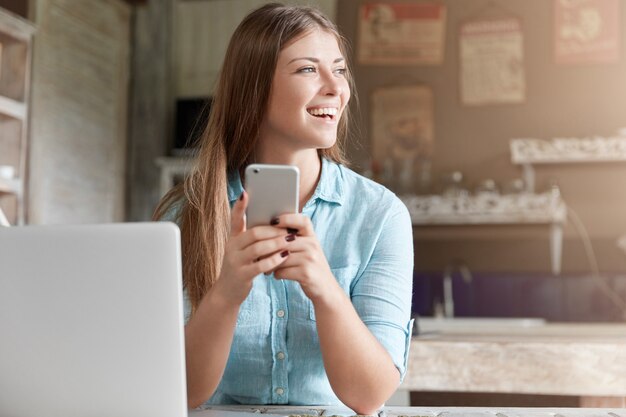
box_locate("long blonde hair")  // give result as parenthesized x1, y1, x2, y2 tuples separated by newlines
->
(154, 3, 355, 312)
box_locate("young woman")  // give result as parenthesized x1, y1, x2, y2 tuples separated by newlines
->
(155, 3, 413, 415)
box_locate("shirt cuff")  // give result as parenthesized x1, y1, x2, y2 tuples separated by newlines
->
(399, 318, 414, 383)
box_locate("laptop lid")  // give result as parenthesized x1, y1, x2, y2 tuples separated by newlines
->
(0, 222, 187, 417)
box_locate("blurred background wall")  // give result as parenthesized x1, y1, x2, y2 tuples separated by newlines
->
(1, 0, 625, 320)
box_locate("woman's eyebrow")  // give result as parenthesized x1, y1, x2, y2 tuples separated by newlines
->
(287, 57, 345, 64)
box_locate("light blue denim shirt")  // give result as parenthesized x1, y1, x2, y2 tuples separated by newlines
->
(175, 158, 414, 407)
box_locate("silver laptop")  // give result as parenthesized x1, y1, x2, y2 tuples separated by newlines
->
(0, 222, 187, 417)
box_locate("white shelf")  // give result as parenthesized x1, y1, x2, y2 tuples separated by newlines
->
(510, 133, 626, 165)
(400, 192, 566, 226)
(0, 177, 21, 195)
(510, 130, 626, 194)
(155, 156, 195, 197)
(0, 95, 27, 120)
(401, 192, 566, 275)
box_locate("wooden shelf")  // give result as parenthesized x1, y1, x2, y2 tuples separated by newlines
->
(0, 8, 35, 41)
(0, 94, 26, 120)
(0, 9, 34, 225)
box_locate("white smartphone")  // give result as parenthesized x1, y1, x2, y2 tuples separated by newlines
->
(244, 164, 300, 228)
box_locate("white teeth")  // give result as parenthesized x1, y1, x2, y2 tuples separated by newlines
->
(308, 107, 338, 116)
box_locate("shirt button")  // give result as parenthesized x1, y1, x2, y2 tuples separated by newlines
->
(276, 352, 285, 360)
(275, 387, 284, 395)
(276, 309, 285, 318)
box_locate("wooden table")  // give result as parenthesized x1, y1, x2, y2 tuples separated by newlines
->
(195, 405, 625, 416)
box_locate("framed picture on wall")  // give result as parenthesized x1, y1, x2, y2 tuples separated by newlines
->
(459, 17, 526, 106)
(370, 84, 434, 193)
(554, 0, 621, 64)
(357, 2, 446, 65)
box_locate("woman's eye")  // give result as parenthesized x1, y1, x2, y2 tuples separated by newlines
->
(334, 68, 347, 76)
(298, 66, 316, 73)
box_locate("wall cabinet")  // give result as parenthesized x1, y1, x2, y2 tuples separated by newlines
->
(0, 9, 35, 225)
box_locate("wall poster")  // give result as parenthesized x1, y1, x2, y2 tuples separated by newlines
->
(555, 0, 620, 64)
(358, 2, 446, 65)
(370, 84, 433, 193)
(459, 17, 526, 106)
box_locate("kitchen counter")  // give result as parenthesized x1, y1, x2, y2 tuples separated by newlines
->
(400, 320, 626, 404)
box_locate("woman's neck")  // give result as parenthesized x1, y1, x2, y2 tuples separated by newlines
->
(255, 149, 321, 212)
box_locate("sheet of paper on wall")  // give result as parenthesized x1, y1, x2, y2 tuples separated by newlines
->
(459, 17, 526, 106)
(554, 0, 620, 64)
(370, 84, 434, 194)
(357, 2, 446, 65)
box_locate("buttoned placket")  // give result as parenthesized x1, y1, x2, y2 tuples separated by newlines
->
(267, 198, 320, 404)
(269, 273, 289, 403)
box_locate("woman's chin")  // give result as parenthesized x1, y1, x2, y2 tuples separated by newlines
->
(314, 137, 338, 150)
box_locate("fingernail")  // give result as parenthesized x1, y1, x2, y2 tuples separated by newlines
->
(280, 250, 289, 258)
(287, 228, 298, 234)
(270, 217, 280, 225)
(285, 234, 296, 242)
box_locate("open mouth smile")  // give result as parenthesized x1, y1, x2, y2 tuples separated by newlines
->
(307, 107, 338, 121)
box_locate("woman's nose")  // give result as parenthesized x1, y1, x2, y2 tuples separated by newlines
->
(320, 71, 343, 96)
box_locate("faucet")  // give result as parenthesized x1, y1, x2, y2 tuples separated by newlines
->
(442, 260, 473, 318)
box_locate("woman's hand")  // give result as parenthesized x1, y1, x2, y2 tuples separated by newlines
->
(270, 214, 342, 305)
(213, 191, 292, 306)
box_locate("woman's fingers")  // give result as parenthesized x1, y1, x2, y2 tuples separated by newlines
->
(271, 250, 314, 278)
(273, 264, 304, 282)
(237, 226, 290, 250)
(230, 191, 248, 236)
(230, 192, 289, 250)
(270, 213, 314, 236)
(244, 249, 290, 276)
(241, 233, 296, 263)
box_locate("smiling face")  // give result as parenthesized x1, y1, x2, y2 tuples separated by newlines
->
(259, 29, 351, 154)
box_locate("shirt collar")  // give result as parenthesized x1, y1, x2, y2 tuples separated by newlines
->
(227, 169, 244, 203)
(312, 157, 344, 205)
(227, 157, 344, 206)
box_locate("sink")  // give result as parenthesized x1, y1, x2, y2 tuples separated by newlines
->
(417, 317, 546, 334)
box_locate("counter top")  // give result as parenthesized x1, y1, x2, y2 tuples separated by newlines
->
(401, 321, 626, 397)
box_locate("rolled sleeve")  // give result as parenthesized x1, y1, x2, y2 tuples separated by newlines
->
(351, 197, 414, 380)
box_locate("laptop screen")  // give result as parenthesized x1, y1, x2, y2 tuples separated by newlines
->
(0, 222, 187, 417)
